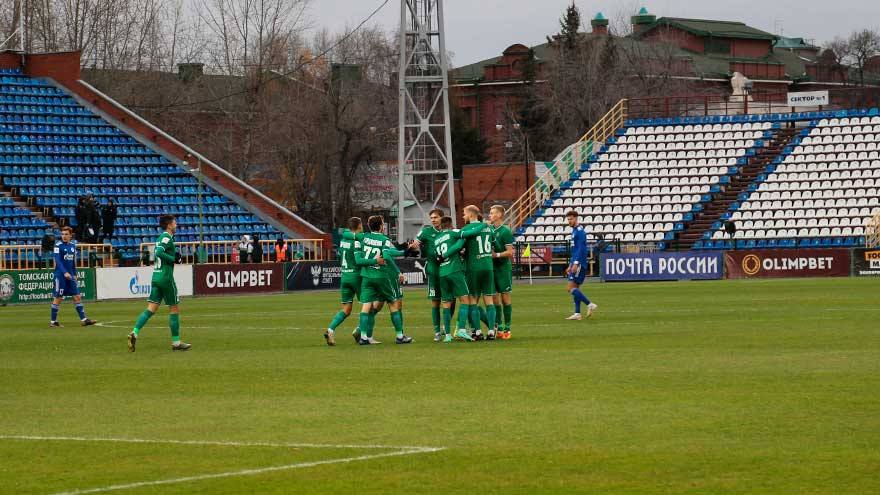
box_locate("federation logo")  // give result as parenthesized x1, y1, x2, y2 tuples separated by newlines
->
(0, 274, 15, 300)
(742, 254, 762, 276)
(310, 265, 322, 286)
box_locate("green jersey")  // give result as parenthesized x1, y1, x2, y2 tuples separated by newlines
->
(338, 230, 363, 278)
(151, 231, 176, 285)
(416, 225, 443, 275)
(382, 242, 405, 279)
(356, 232, 391, 279)
(435, 230, 466, 277)
(460, 221, 495, 271)
(492, 224, 514, 271)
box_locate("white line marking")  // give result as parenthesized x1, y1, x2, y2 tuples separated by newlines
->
(0, 434, 438, 451)
(50, 449, 439, 495)
(0, 435, 443, 495)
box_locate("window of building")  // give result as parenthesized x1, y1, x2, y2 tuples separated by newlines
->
(705, 38, 730, 55)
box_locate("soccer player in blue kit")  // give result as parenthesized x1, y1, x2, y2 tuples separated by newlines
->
(49, 226, 96, 327)
(564, 210, 597, 321)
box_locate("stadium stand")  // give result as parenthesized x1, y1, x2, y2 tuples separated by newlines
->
(516, 108, 880, 250)
(0, 67, 284, 257)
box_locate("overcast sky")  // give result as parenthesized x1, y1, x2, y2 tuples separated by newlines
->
(309, 0, 880, 66)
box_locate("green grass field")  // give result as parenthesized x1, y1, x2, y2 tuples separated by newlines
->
(1, 277, 879, 494)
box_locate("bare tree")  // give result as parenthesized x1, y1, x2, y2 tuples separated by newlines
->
(830, 28, 880, 86)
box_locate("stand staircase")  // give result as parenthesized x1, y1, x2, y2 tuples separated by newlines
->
(675, 127, 799, 249)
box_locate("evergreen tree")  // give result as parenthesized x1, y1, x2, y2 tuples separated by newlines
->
(558, 2, 581, 52)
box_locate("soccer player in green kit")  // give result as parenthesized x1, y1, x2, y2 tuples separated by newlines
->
(434, 216, 474, 342)
(127, 215, 191, 352)
(324, 217, 365, 346)
(489, 205, 514, 339)
(355, 215, 412, 345)
(458, 205, 497, 340)
(408, 208, 445, 341)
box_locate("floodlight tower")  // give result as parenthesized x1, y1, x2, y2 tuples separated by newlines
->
(396, 0, 456, 242)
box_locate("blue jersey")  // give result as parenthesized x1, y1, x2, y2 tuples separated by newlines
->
(54, 240, 77, 279)
(570, 225, 588, 266)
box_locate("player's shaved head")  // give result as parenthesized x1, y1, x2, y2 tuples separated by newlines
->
(367, 215, 384, 233)
(440, 216, 453, 229)
(464, 205, 481, 217)
(348, 217, 362, 232)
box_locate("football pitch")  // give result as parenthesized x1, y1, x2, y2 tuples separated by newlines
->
(1, 277, 878, 494)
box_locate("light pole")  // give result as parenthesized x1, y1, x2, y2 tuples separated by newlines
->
(185, 154, 205, 263)
(513, 122, 531, 190)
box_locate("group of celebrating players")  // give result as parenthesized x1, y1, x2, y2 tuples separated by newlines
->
(48, 206, 596, 352)
(323, 204, 516, 345)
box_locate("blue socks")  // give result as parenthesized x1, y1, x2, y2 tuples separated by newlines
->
(571, 289, 590, 313)
(75, 303, 86, 320)
(52, 302, 88, 322)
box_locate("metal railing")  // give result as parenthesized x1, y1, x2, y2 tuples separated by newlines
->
(627, 87, 880, 120)
(505, 99, 628, 230)
(0, 243, 115, 271)
(867, 212, 880, 248)
(138, 239, 324, 265)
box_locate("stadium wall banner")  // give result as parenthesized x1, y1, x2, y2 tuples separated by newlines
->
(285, 259, 428, 291)
(725, 249, 851, 279)
(600, 251, 723, 281)
(851, 248, 880, 277)
(95, 265, 194, 300)
(0, 268, 96, 304)
(194, 263, 284, 295)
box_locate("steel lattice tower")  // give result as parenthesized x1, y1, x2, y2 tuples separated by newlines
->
(396, 0, 455, 241)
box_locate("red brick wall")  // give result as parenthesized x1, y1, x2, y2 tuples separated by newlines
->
(642, 26, 704, 53)
(458, 162, 534, 212)
(731, 39, 771, 58)
(23, 51, 81, 84)
(0, 51, 22, 70)
(730, 62, 785, 79)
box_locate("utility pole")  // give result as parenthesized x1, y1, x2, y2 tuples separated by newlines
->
(397, 0, 456, 242)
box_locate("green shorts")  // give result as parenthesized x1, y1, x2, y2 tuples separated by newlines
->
(392, 278, 404, 301)
(467, 269, 496, 297)
(426, 270, 441, 301)
(340, 275, 361, 304)
(439, 272, 469, 302)
(494, 267, 513, 294)
(360, 277, 399, 304)
(148, 281, 179, 306)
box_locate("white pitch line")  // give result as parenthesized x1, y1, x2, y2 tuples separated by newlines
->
(49, 448, 441, 495)
(0, 434, 440, 451)
(0, 435, 444, 495)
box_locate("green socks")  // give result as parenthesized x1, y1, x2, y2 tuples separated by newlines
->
(494, 304, 502, 328)
(431, 307, 441, 334)
(479, 306, 489, 326)
(391, 311, 404, 338)
(457, 304, 470, 330)
(503, 304, 512, 330)
(358, 312, 370, 339)
(469, 305, 481, 331)
(442, 308, 452, 335)
(366, 312, 376, 338)
(169, 313, 180, 342)
(486, 305, 496, 333)
(132, 310, 154, 336)
(328, 310, 348, 331)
